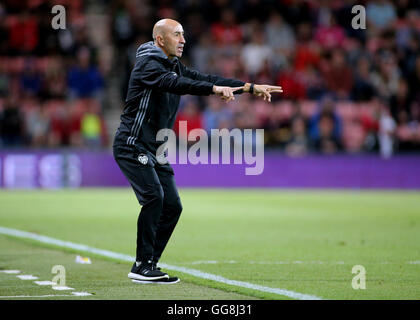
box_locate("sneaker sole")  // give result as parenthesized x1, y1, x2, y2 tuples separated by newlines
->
(128, 272, 169, 281)
(132, 277, 180, 284)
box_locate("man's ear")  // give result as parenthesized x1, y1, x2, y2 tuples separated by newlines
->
(156, 35, 165, 47)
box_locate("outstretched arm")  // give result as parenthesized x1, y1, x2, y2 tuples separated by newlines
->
(137, 58, 214, 95)
(136, 58, 249, 102)
(180, 64, 245, 88)
(215, 83, 283, 102)
(181, 65, 283, 102)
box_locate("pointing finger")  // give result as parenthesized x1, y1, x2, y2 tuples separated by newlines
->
(231, 86, 244, 93)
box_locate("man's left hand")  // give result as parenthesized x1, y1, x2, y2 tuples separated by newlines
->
(253, 85, 283, 102)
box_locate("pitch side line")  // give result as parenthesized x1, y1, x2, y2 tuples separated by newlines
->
(0, 226, 322, 300)
(0, 295, 77, 298)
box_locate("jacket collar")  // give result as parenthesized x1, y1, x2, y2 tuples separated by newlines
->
(136, 41, 179, 65)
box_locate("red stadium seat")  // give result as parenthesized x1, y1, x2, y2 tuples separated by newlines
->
(336, 101, 357, 120)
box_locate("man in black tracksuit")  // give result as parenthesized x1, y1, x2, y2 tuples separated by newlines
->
(113, 19, 282, 283)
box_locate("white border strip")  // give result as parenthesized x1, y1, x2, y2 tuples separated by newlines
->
(0, 226, 322, 300)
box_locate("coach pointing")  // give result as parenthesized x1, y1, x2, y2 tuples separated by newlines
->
(113, 18, 283, 283)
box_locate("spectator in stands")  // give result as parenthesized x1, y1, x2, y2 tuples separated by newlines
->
(314, 14, 346, 50)
(0, 96, 25, 147)
(25, 103, 49, 147)
(411, 102, 420, 126)
(191, 34, 214, 74)
(309, 96, 342, 153)
(42, 58, 66, 99)
(396, 12, 420, 76)
(285, 115, 309, 157)
(278, 0, 313, 26)
(299, 65, 326, 100)
(203, 95, 234, 133)
(378, 99, 396, 158)
(67, 46, 104, 99)
(367, 0, 397, 32)
(254, 59, 276, 90)
(352, 56, 376, 101)
(81, 99, 106, 148)
(7, 11, 39, 54)
(276, 64, 306, 100)
(390, 78, 411, 123)
(407, 56, 420, 104)
(370, 52, 400, 101)
(240, 27, 273, 77)
(294, 22, 321, 72)
(0, 5, 7, 55)
(263, 101, 293, 148)
(409, 102, 420, 147)
(264, 12, 295, 68)
(1, 0, 419, 155)
(360, 99, 380, 152)
(210, 8, 243, 47)
(20, 58, 42, 97)
(0, 63, 9, 97)
(320, 48, 354, 99)
(234, 111, 255, 131)
(394, 100, 420, 151)
(311, 112, 342, 154)
(174, 98, 204, 144)
(182, 12, 206, 50)
(48, 103, 82, 147)
(111, 3, 135, 48)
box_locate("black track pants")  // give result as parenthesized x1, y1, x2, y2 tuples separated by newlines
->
(113, 145, 183, 262)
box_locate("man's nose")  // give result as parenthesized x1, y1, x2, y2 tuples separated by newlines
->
(180, 35, 186, 44)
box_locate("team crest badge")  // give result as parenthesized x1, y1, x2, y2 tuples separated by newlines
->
(137, 154, 148, 165)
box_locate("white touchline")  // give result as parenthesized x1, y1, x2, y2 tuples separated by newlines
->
(52, 286, 74, 291)
(0, 295, 69, 299)
(0, 294, 87, 299)
(72, 292, 92, 296)
(190, 260, 347, 265)
(17, 275, 38, 280)
(34, 281, 56, 286)
(0, 270, 21, 274)
(0, 226, 322, 300)
(189, 260, 418, 265)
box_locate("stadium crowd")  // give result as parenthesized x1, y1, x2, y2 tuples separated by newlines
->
(1, 0, 420, 157)
(0, 0, 108, 149)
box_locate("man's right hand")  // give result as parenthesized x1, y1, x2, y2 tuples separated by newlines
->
(212, 85, 243, 103)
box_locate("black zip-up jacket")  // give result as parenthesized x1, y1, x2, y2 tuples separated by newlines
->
(113, 41, 245, 156)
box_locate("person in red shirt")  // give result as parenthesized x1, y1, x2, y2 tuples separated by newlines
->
(210, 9, 243, 47)
(320, 48, 354, 99)
(174, 98, 203, 143)
(7, 12, 39, 54)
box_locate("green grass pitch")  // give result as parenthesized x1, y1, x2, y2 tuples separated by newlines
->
(0, 189, 419, 300)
